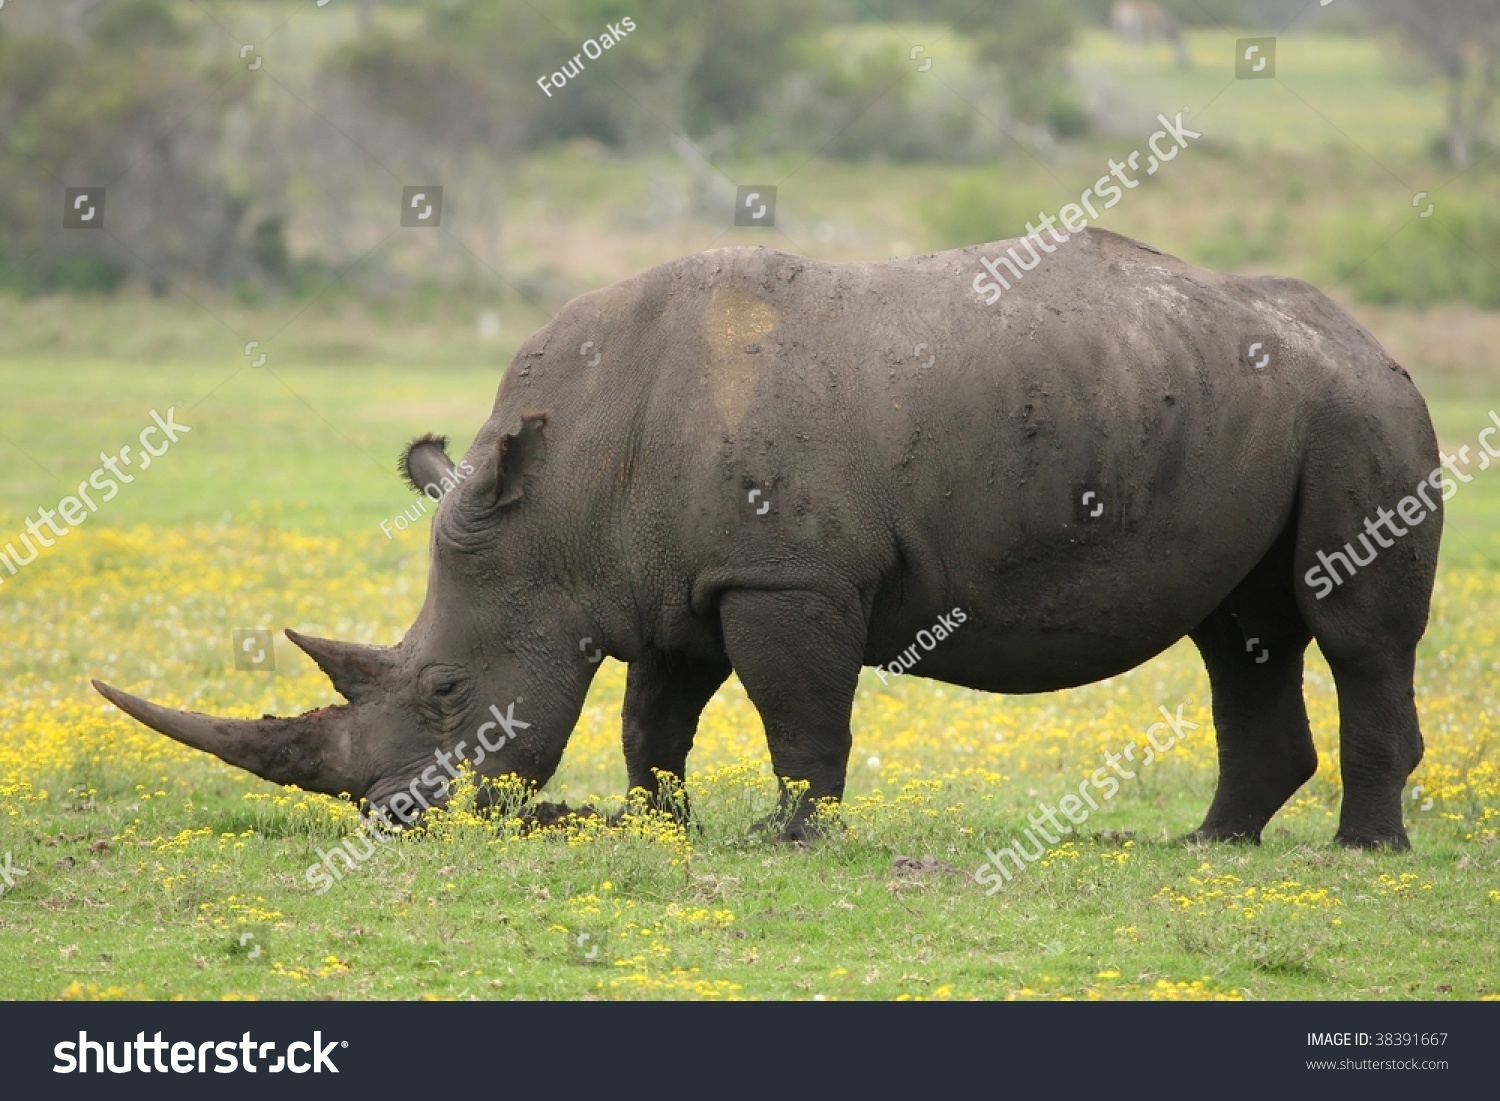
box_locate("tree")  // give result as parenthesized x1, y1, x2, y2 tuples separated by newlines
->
(332, 0, 830, 155)
(1369, 0, 1500, 168)
(947, 0, 1078, 132)
(0, 0, 259, 293)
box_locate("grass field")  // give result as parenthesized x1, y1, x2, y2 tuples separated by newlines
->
(1, 367, 1496, 1002)
(1, 23, 1498, 1001)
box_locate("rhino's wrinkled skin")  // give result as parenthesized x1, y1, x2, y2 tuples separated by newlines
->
(96, 228, 1442, 847)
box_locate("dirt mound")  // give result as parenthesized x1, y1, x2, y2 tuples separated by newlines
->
(517, 801, 603, 832)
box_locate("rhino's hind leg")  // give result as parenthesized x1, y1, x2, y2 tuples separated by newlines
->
(718, 586, 867, 841)
(1320, 648, 1424, 849)
(621, 649, 731, 820)
(1188, 528, 1317, 843)
(1299, 580, 1429, 850)
(1292, 397, 1440, 850)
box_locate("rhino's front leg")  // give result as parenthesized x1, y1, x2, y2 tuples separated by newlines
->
(621, 648, 730, 818)
(719, 587, 867, 841)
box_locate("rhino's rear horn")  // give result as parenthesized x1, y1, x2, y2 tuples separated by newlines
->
(285, 629, 391, 703)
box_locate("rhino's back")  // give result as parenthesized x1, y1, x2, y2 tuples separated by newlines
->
(495, 231, 1425, 688)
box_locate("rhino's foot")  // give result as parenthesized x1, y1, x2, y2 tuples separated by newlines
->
(778, 817, 822, 844)
(746, 810, 814, 844)
(1334, 779, 1415, 852)
(749, 811, 799, 842)
(1333, 828, 1411, 852)
(748, 800, 844, 843)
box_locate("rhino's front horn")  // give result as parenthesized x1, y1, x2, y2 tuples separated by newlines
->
(284, 629, 391, 703)
(90, 680, 362, 797)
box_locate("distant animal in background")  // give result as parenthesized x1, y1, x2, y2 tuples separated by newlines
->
(1112, 1, 1191, 69)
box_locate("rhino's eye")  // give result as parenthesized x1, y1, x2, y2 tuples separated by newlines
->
(419, 666, 467, 714)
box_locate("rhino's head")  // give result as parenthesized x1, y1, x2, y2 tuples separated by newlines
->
(93, 410, 600, 826)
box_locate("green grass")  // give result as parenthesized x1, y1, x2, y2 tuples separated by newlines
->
(1071, 28, 1449, 157)
(3, 803, 1493, 1001)
(0, 359, 497, 532)
(0, 356, 1497, 1002)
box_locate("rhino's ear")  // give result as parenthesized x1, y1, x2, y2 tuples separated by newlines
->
(401, 433, 456, 500)
(482, 411, 549, 508)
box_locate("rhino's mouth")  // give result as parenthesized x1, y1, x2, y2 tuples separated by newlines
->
(363, 775, 452, 824)
(362, 762, 524, 826)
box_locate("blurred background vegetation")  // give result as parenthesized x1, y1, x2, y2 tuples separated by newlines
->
(0, 0, 1496, 368)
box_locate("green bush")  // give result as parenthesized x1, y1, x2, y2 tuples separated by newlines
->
(759, 44, 989, 162)
(1321, 196, 1500, 308)
(959, 0, 1077, 128)
(1192, 208, 1290, 270)
(1073, 0, 1245, 25)
(1, 253, 129, 297)
(1046, 90, 1090, 140)
(920, 173, 1060, 249)
(0, 4, 254, 295)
